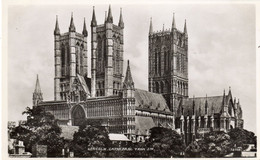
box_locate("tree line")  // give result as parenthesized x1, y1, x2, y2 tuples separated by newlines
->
(9, 106, 257, 157)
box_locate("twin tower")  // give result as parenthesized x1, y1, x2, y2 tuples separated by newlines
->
(53, 5, 188, 110)
(54, 5, 124, 101)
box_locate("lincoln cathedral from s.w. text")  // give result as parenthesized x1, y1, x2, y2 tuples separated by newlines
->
(32, 5, 244, 145)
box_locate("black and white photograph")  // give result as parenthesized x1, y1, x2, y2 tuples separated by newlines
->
(4, 0, 258, 158)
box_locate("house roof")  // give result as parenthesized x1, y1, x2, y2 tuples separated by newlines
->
(135, 116, 155, 135)
(108, 133, 130, 141)
(60, 125, 79, 140)
(134, 89, 170, 113)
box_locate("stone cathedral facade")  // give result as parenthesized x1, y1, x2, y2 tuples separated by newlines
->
(33, 5, 243, 144)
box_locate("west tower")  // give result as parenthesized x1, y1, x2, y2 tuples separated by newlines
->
(54, 15, 89, 101)
(148, 14, 188, 112)
(91, 5, 124, 97)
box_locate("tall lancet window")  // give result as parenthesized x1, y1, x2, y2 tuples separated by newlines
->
(164, 50, 167, 72)
(80, 44, 84, 74)
(113, 37, 120, 75)
(65, 45, 70, 76)
(158, 51, 161, 75)
(76, 43, 81, 74)
(176, 53, 180, 71)
(155, 49, 158, 74)
(61, 44, 65, 76)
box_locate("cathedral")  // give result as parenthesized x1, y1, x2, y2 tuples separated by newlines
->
(33, 5, 243, 144)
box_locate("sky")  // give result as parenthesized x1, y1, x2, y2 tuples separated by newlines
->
(7, 3, 256, 133)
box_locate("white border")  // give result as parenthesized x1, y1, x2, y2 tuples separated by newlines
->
(2, 0, 259, 160)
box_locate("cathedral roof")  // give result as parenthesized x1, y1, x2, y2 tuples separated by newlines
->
(135, 116, 155, 135)
(134, 89, 171, 113)
(177, 95, 229, 117)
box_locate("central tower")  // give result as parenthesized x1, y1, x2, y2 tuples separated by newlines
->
(148, 14, 188, 112)
(91, 5, 124, 97)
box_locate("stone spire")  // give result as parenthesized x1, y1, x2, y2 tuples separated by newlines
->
(222, 89, 226, 106)
(184, 19, 187, 34)
(118, 8, 124, 28)
(172, 13, 176, 30)
(54, 15, 60, 35)
(222, 89, 227, 114)
(34, 74, 42, 93)
(91, 6, 97, 27)
(123, 60, 134, 89)
(69, 13, 76, 32)
(149, 17, 153, 34)
(106, 5, 113, 23)
(33, 74, 43, 106)
(82, 18, 88, 37)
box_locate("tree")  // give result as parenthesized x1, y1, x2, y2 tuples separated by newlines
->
(11, 106, 65, 157)
(228, 128, 257, 150)
(185, 140, 202, 157)
(185, 131, 231, 157)
(145, 127, 185, 158)
(71, 120, 111, 157)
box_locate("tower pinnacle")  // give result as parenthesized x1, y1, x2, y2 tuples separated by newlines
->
(172, 12, 176, 30)
(184, 19, 187, 34)
(54, 15, 60, 35)
(82, 18, 88, 37)
(107, 5, 113, 23)
(118, 8, 124, 28)
(162, 24, 165, 31)
(91, 6, 97, 27)
(149, 17, 153, 34)
(69, 13, 76, 32)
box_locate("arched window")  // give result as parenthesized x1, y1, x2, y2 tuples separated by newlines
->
(161, 81, 164, 93)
